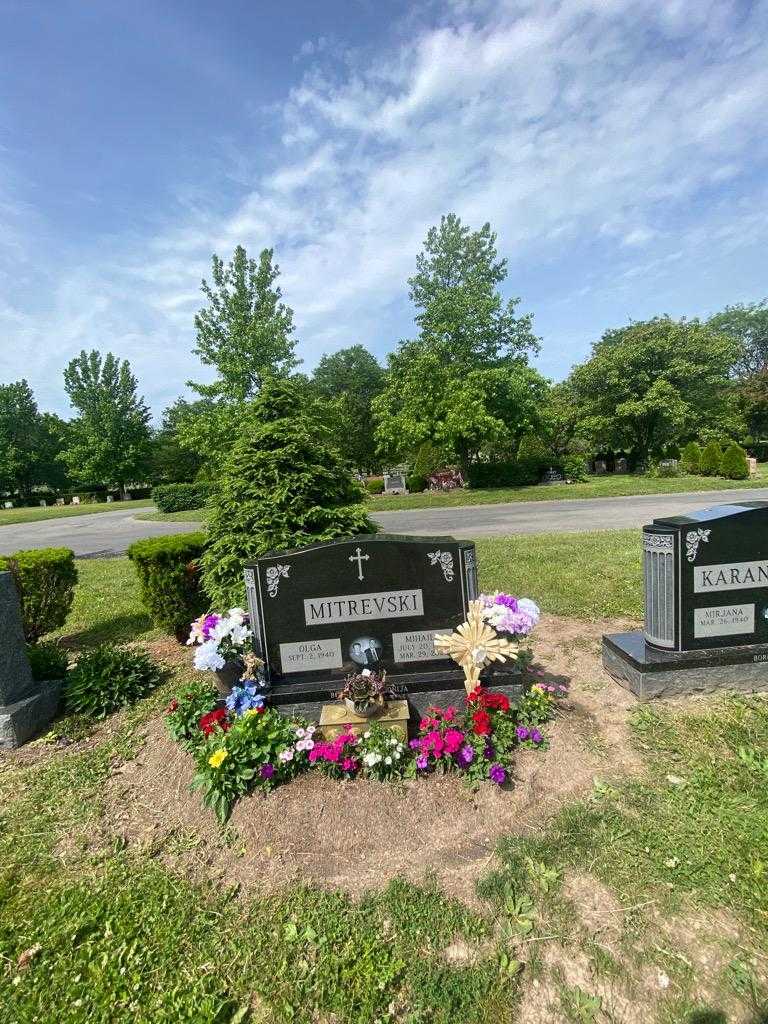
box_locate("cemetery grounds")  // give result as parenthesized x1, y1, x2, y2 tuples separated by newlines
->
(1, 531, 767, 1023)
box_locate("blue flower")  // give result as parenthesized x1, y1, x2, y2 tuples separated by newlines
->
(226, 682, 267, 716)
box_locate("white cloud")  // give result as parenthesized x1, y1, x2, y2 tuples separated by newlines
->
(2, 0, 768, 413)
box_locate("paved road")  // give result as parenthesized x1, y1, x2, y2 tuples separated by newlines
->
(2, 487, 767, 556)
(0, 507, 202, 558)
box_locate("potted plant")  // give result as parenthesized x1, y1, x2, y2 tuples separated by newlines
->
(186, 607, 253, 695)
(334, 668, 393, 718)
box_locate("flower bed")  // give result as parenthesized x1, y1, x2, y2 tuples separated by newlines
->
(165, 680, 566, 822)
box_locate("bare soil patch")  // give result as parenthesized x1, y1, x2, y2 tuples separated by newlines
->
(95, 614, 644, 902)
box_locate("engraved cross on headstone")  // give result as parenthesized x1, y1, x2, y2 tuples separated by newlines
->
(349, 546, 369, 581)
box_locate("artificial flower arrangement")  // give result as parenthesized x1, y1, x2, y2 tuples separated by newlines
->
(165, 676, 566, 821)
(479, 592, 540, 675)
(186, 607, 252, 672)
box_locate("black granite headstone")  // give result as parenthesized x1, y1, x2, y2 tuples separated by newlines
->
(244, 534, 480, 709)
(603, 501, 768, 698)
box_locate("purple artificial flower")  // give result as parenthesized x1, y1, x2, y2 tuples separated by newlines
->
(260, 763, 275, 780)
(489, 763, 506, 785)
(494, 593, 519, 611)
(457, 743, 475, 767)
(531, 729, 543, 744)
(516, 726, 530, 741)
(202, 613, 221, 639)
(416, 754, 429, 771)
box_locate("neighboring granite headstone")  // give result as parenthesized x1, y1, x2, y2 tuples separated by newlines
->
(0, 572, 61, 749)
(244, 534, 520, 716)
(603, 501, 768, 698)
(542, 467, 564, 485)
(383, 471, 407, 494)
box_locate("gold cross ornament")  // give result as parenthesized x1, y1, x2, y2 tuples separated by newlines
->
(434, 600, 519, 693)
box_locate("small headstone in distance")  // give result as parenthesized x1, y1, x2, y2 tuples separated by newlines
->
(0, 572, 62, 749)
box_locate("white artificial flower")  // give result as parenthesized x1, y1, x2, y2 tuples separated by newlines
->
(228, 607, 247, 623)
(517, 598, 541, 623)
(210, 617, 232, 643)
(193, 640, 225, 672)
(229, 623, 251, 647)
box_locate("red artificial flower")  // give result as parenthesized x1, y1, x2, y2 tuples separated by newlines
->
(472, 709, 492, 736)
(199, 708, 230, 736)
(483, 692, 510, 713)
(166, 699, 179, 715)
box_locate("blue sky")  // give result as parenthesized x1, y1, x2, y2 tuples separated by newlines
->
(1, 0, 767, 419)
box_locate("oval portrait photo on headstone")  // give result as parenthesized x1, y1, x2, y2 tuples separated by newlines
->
(349, 636, 383, 667)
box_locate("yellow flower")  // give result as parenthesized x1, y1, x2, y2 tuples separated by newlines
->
(531, 684, 544, 694)
(208, 748, 228, 769)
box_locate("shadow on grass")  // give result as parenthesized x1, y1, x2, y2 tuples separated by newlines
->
(59, 611, 153, 651)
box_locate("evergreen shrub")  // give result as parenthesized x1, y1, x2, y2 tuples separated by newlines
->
(720, 442, 749, 480)
(0, 547, 77, 642)
(406, 474, 427, 492)
(700, 441, 723, 476)
(680, 442, 702, 475)
(65, 645, 166, 718)
(366, 477, 385, 494)
(127, 533, 208, 638)
(467, 458, 564, 489)
(201, 378, 376, 608)
(151, 482, 211, 513)
(563, 455, 588, 482)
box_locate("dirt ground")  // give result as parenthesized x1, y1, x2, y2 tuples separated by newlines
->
(95, 614, 644, 902)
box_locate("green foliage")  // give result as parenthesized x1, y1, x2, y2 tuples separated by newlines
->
(201, 378, 376, 607)
(126, 533, 207, 637)
(568, 318, 741, 460)
(151, 481, 210, 513)
(517, 432, 551, 460)
(467, 458, 562, 488)
(680, 441, 702, 474)
(412, 439, 443, 478)
(708, 299, 768, 379)
(0, 547, 77, 642)
(164, 679, 219, 747)
(25, 640, 69, 680)
(150, 398, 210, 483)
(649, 459, 680, 478)
(62, 350, 152, 492)
(191, 244, 299, 403)
(720, 441, 749, 480)
(0, 380, 45, 496)
(191, 708, 303, 822)
(563, 454, 588, 481)
(312, 345, 385, 472)
(700, 440, 723, 476)
(64, 644, 165, 718)
(356, 724, 410, 782)
(406, 473, 427, 492)
(374, 213, 545, 471)
(365, 476, 385, 494)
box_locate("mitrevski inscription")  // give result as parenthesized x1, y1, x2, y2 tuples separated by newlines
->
(304, 589, 424, 625)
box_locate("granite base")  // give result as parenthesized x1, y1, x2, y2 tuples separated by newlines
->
(0, 680, 62, 750)
(602, 632, 768, 700)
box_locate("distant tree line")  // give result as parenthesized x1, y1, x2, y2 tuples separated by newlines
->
(1, 218, 766, 499)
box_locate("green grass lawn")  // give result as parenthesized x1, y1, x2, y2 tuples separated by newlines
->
(370, 465, 768, 511)
(3, 531, 765, 1022)
(0, 498, 152, 527)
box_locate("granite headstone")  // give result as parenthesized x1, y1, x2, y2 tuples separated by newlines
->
(0, 572, 62, 748)
(603, 501, 768, 698)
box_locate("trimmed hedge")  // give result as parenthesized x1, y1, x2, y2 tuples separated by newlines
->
(700, 441, 723, 476)
(366, 477, 385, 495)
(467, 457, 564, 489)
(406, 474, 427, 492)
(680, 441, 702, 475)
(0, 547, 77, 642)
(127, 532, 208, 638)
(151, 482, 211, 513)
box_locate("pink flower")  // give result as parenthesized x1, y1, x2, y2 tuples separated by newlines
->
(342, 757, 357, 772)
(443, 728, 465, 754)
(443, 707, 456, 722)
(422, 730, 445, 758)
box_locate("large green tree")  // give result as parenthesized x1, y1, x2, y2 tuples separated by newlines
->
(191, 245, 300, 403)
(568, 318, 741, 460)
(374, 214, 543, 472)
(0, 380, 41, 496)
(201, 377, 375, 607)
(152, 398, 213, 483)
(708, 299, 768, 378)
(62, 350, 152, 494)
(312, 345, 385, 472)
